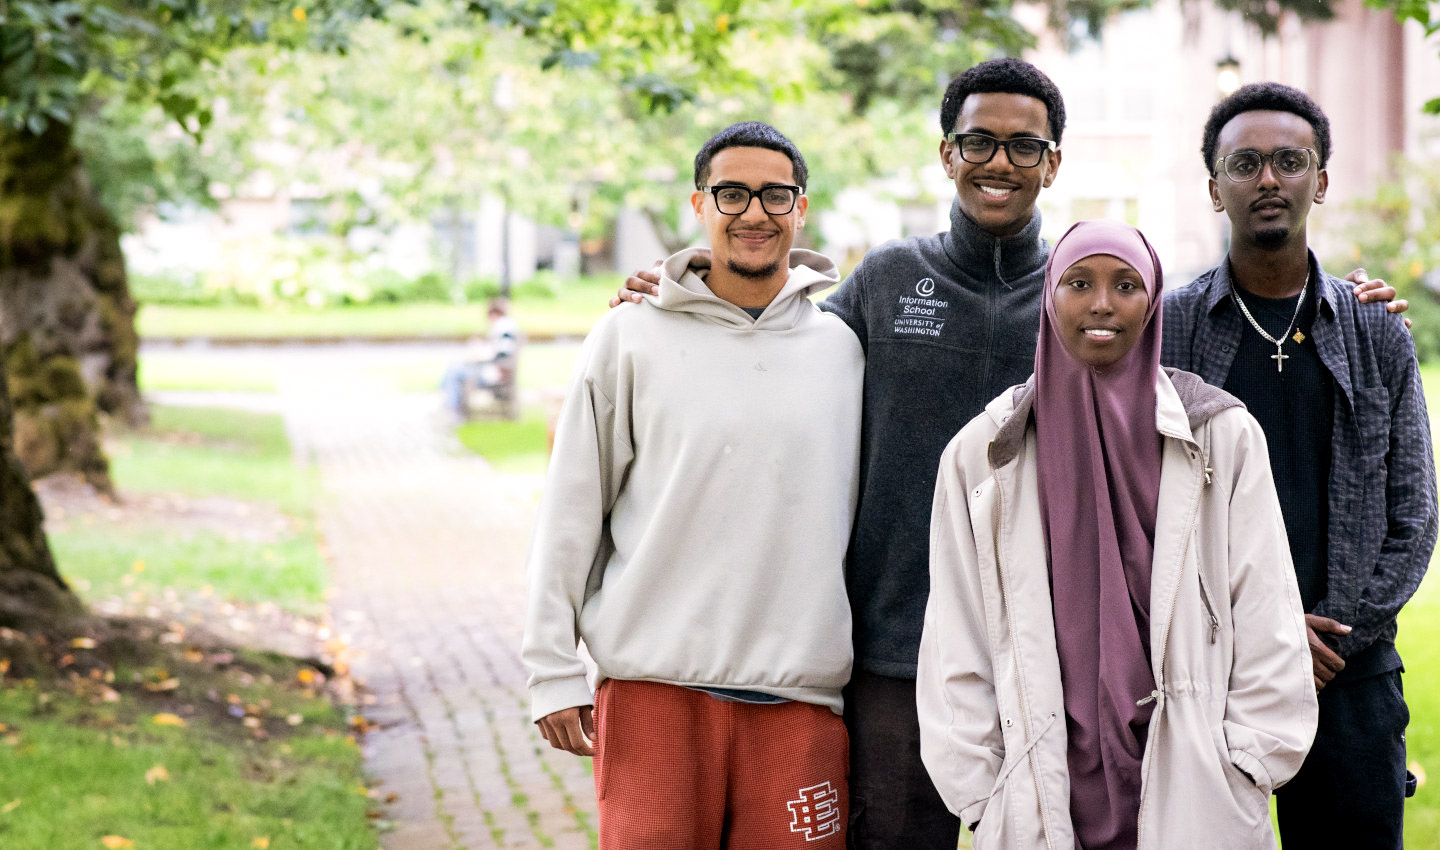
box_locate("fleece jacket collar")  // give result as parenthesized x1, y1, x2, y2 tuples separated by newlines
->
(940, 197, 1048, 288)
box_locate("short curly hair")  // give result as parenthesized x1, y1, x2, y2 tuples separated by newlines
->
(693, 121, 808, 191)
(1201, 82, 1331, 176)
(939, 58, 1067, 144)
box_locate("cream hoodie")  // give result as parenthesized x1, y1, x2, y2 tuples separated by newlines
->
(523, 248, 864, 722)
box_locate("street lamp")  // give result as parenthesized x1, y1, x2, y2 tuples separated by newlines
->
(493, 74, 515, 297)
(1216, 54, 1241, 98)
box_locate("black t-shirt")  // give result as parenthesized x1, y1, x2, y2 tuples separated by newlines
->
(1221, 283, 1334, 612)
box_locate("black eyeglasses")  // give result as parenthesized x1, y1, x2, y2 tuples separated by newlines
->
(1217, 147, 1316, 182)
(702, 184, 803, 215)
(945, 133, 1057, 168)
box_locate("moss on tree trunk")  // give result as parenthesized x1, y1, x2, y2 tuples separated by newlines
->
(0, 346, 81, 629)
(1, 122, 148, 489)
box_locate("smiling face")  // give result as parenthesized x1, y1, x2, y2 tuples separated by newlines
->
(691, 146, 807, 281)
(1051, 254, 1151, 369)
(1208, 109, 1327, 251)
(940, 92, 1062, 238)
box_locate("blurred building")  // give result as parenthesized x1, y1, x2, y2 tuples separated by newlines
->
(1022, 0, 1440, 282)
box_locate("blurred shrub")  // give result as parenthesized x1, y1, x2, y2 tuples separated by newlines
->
(1327, 157, 1440, 362)
(133, 236, 570, 309)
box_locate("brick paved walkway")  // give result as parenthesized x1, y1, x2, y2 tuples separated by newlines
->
(276, 357, 596, 850)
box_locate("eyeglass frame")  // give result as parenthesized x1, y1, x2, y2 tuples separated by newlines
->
(944, 132, 1058, 168)
(701, 184, 804, 216)
(1215, 147, 1318, 182)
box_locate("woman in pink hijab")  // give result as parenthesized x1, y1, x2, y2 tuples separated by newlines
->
(916, 220, 1317, 850)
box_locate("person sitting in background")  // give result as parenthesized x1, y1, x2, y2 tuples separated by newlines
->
(441, 298, 520, 418)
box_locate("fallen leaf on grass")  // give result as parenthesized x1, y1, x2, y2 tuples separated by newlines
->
(296, 668, 316, 685)
(145, 765, 171, 785)
(71, 637, 97, 649)
(1, 799, 20, 813)
(151, 713, 187, 728)
(142, 678, 180, 693)
(251, 838, 271, 848)
(101, 838, 135, 848)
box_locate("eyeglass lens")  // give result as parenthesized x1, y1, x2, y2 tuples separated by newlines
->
(955, 135, 1049, 168)
(713, 186, 798, 215)
(1224, 148, 1312, 181)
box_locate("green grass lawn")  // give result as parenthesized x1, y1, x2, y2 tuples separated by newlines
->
(1, 403, 376, 849)
(138, 277, 616, 341)
(0, 649, 372, 850)
(104, 406, 316, 518)
(455, 408, 551, 475)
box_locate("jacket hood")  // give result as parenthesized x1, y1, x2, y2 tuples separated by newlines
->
(651, 247, 841, 330)
(986, 367, 1244, 469)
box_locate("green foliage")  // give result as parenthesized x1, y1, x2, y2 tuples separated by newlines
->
(1367, 0, 1439, 113)
(1326, 157, 1440, 361)
(136, 275, 617, 339)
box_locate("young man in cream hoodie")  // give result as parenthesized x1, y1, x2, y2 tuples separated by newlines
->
(522, 122, 864, 848)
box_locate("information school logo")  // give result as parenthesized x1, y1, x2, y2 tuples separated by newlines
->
(916, 277, 936, 297)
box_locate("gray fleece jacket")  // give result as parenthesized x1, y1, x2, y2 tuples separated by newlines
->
(823, 199, 1049, 677)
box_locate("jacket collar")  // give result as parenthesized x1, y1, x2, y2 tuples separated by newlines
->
(940, 197, 1048, 286)
(1203, 249, 1336, 321)
(986, 368, 1244, 469)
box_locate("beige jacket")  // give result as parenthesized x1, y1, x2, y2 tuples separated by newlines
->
(917, 368, 1317, 850)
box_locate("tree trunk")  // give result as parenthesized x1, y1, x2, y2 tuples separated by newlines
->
(1, 122, 146, 491)
(0, 350, 82, 629)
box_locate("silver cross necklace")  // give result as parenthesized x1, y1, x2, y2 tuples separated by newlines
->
(1231, 274, 1310, 373)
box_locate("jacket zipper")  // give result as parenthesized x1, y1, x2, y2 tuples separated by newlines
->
(1196, 570, 1220, 645)
(1134, 442, 1208, 848)
(992, 464, 1056, 850)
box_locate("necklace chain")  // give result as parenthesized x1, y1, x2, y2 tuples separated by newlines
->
(1232, 274, 1309, 373)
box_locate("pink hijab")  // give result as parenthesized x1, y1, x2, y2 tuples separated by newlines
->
(1034, 220, 1163, 850)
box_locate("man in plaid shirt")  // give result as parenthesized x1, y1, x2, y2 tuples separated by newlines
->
(1162, 82, 1437, 849)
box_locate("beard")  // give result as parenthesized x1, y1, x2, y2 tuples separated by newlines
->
(1253, 226, 1289, 249)
(727, 258, 782, 279)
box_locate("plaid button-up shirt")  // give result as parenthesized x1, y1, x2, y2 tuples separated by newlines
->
(1162, 252, 1438, 659)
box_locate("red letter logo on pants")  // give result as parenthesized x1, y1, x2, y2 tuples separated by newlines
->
(787, 781, 841, 840)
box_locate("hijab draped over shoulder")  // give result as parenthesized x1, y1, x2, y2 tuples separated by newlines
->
(1033, 219, 1165, 850)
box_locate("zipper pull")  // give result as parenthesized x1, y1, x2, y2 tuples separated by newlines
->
(1209, 615, 1219, 645)
(1204, 463, 1213, 485)
(1136, 689, 1162, 707)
